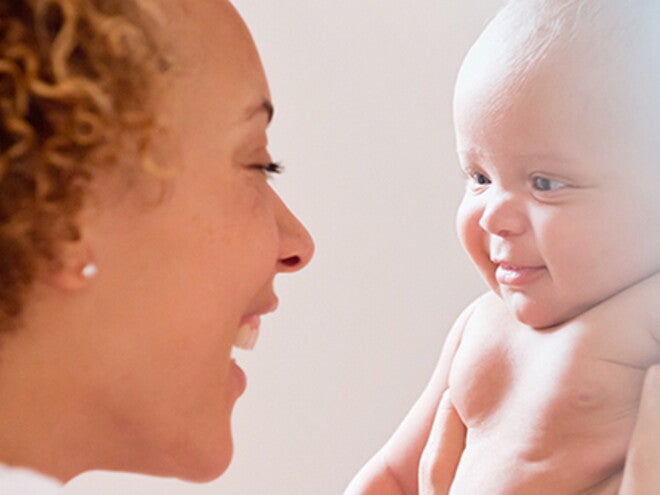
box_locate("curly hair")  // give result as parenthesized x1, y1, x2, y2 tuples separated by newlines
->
(0, 0, 168, 329)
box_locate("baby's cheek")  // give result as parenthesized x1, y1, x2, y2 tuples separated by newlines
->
(456, 198, 480, 251)
(456, 198, 494, 286)
(455, 197, 474, 245)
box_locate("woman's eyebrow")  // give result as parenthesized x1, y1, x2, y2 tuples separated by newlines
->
(246, 100, 274, 123)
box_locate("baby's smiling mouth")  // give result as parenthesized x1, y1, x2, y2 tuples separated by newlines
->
(494, 262, 545, 286)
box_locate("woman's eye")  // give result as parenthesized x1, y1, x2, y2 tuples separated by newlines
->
(533, 176, 565, 191)
(256, 162, 284, 176)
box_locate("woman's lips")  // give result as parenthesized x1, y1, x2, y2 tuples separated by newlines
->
(234, 299, 279, 351)
(230, 359, 247, 398)
(495, 263, 545, 286)
(230, 301, 278, 397)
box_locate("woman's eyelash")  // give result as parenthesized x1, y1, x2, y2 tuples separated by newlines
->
(259, 162, 284, 175)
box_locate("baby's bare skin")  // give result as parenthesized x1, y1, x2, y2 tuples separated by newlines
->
(345, 2, 659, 493)
(345, 274, 659, 495)
(448, 273, 659, 494)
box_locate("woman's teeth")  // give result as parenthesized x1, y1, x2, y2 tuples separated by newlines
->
(234, 322, 260, 350)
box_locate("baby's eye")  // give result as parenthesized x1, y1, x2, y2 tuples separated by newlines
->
(532, 176, 565, 192)
(475, 173, 490, 185)
(469, 172, 491, 186)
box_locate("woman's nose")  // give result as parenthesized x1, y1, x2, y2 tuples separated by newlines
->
(478, 190, 526, 238)
(275, 196, 315, 273)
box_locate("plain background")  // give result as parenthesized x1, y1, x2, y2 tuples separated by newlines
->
(65, 1, 501, 493)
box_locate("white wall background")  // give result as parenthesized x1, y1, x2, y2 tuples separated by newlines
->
(65, 1, 500, 494)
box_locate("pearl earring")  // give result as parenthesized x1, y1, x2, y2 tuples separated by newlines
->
(81, 262, 98, 280)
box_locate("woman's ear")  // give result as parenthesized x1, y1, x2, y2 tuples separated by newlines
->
(44, 239, 98, 291)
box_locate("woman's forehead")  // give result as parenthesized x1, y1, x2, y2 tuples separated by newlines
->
(161, 0, 268, 97)
(162, 0, 257, 66)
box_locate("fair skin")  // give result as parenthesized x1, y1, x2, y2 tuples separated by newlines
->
(0, 0, 313, 483)
(346, 2, 659, 494)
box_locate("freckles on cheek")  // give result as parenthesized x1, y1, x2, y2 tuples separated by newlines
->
(246, 181, 272, 210)
(245, 190, 265, 217)
(214, 188, 271, 253)
(221, 178, 264, 218)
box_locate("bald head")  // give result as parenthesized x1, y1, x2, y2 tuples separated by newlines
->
(454, 0, 659, 170)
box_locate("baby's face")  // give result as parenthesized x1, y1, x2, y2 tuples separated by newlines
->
(453, 12, 660, 329)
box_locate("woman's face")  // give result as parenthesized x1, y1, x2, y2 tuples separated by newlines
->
(68, 0, 313, 481)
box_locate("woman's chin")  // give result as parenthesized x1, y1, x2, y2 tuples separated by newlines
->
(185, 457, 233, 483)
(172, 438, 235, 483)
(145, 414, 237, 483)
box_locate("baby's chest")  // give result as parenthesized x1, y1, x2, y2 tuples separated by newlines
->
(448, 321, 647, 435)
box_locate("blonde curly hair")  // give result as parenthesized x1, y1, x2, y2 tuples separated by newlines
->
(0, 0, 168, 329)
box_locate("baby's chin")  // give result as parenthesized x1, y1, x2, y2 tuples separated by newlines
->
(498, 290, 577, 330)
(513, 310, 564, 331)
(481, 273, 580, 329)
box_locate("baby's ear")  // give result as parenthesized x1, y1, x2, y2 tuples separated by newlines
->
(43, 237, 98, 291)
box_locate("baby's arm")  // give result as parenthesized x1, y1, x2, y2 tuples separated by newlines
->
(619, 365, 660, 495)
(343, 299, 477, 495)
(417, 388, 466, 494)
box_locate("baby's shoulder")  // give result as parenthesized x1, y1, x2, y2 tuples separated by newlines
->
(454, 291, 522, 353)
(463, 291, 519, 334)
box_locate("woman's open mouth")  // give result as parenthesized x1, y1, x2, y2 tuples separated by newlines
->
(234, 315, 261, 350)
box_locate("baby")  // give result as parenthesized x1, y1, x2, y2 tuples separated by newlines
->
(346, 1, 659, 494)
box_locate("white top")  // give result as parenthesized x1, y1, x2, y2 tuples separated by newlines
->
(0, 464, 63, 495)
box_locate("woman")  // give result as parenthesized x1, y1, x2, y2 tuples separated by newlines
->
(0, 0, 314, 490)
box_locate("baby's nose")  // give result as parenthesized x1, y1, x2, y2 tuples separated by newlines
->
(478, 191, 526, 237)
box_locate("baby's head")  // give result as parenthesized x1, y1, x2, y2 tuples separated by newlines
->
(454, 0, 660, 328)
